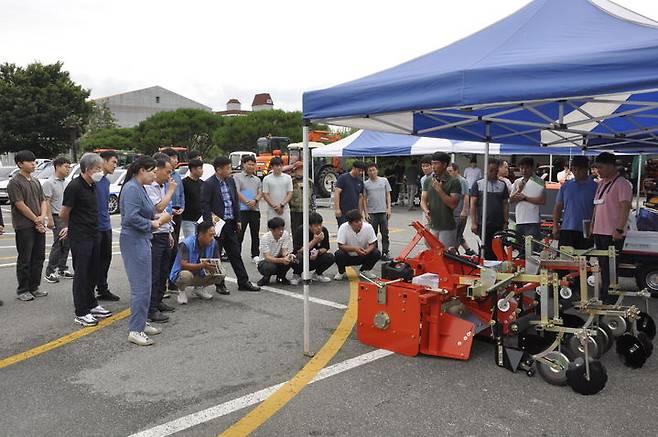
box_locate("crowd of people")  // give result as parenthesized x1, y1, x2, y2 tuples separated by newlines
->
(0, 146, 633, 345)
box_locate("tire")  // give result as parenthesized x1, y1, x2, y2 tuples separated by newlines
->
(635, 264, 658, 297)
(108, 194, 119, 215)
(316, 167, 338, 198)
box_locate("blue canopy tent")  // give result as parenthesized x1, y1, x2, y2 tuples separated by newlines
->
(312, 129, 601, 157)
(298, 0, 658, 353)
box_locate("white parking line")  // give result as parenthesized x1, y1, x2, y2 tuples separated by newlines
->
(127, 349, 393, 437)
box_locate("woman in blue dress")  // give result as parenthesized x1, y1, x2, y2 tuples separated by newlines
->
(120, 156, 172, 346)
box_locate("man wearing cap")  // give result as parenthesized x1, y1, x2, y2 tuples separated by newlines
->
(552, 156, 598, 250)
(420, 152, 461, 248)
(591, 152, 632, 302)
(289, 161, 315, 236)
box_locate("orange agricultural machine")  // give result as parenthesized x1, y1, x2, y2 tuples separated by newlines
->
(357, 222, 655, 395)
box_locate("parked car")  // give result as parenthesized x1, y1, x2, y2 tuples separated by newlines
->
(0, 167, 16, 182)
(0, 161, 52, 204)
(108, 169, 127, 214)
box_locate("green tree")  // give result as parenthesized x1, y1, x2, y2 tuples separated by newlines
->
(133, 108, 223, 157)
(84, 100, 117, 135)
(213, 110, 328, 152)
(80, 127, 136, 151)
(0, 62, 92, 157)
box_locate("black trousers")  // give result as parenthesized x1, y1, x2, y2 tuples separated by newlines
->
(559, 230, 592, 250)
(239, 210, 261, 258)
(95, 229, 113, 294)
(167, 215, 182, 286)
(292, 252, 334, 275)
(217, 219, 250, 286)
(45, 214, 70, 275)
(477, 226, 503, 260)
(15, 227, 46, 294)
(368, 213, 390, 254)
(257, 260, 292, 279)
(70, 237, 100, 316)
(593, 234, 625, 304)
(149, 233, 171, 313)
(334, 249, 381, 274)
(290, 211, 303, 238)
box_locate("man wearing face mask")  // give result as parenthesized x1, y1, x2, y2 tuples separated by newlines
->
(60, 153, 113, 327)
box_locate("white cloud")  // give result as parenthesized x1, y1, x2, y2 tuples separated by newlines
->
(1, 0, 657, 111)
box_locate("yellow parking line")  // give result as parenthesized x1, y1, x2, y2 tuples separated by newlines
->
(218, 268, 359, 437)
(0, 309, 131, 370)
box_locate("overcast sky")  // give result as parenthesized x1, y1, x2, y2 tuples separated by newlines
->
(2, 0, 658, 112)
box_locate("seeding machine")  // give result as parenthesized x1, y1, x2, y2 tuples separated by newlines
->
(357, 222, 655, 395)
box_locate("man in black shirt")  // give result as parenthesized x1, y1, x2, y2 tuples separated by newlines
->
(181, 159, 205, 238)
(290, 212, 334, 285)
(61, 153, 113, 327)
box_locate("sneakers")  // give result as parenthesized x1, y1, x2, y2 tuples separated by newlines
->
(90, 305, 112, 319)
(333, 272, 345, 281)
(31, 289, 48, 298)
(257, 276, 270, 287)
(44, 273, 59, 283)
(163, 290, 172, 299)
(277, 277, 291, 286)
(128, 331, 154, 346)
(193, 287, 214, 300)
(312, 273, 331, 283)
(17, 292, 35, 301)
(177, 290, 188, 305)
(144, 322, 161, 336)
(361, 270, 377, 280)
(75, 314, 98, 327)
(290, 274, 301, 285)
(148, 311, 169, 323)
(58, 270, 74, 279)
(252, 256, 260, 264)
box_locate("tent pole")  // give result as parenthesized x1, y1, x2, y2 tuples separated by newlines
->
(480, 123, 490, 258)
(549, 155, 553, 182)
(302, 124, 312, 357)
(451, 153, 455, 163)
(636, 154, 643, 217)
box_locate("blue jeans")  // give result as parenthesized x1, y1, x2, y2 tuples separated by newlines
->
(121, 234, 152, 332)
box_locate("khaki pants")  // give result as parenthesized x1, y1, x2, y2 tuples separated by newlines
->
(175, 271, 223, 291)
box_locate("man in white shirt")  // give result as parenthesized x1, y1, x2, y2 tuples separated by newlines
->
(257, 216, 294, 286)
(334, 209, 380, 281)
(262, 157, 293, 232)
(463, 157, 483, 189)
(557, 162, 575, 184)
(510, 157, 545, 242)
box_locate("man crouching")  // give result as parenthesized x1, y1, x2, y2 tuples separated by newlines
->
(170, 221, 224, 305)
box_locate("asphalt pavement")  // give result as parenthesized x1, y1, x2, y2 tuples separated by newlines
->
(0, 204, 656, 437)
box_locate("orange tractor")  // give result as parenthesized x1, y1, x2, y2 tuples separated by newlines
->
(254, 131, 343, 197)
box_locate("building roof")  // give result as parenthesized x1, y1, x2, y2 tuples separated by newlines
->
(252, 93, 273, 107)
(227, 98, 241, 104)
(93, 85, 211, 110)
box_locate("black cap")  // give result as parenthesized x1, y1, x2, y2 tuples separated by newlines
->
(595, 152, 616, 165)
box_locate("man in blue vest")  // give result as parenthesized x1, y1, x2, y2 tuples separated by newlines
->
(170, 221, 225, 305)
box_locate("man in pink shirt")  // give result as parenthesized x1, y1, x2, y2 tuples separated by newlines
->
(591, 152, 632, 303)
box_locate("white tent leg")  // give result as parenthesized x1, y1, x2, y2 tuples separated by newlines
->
(636, 154, 643, 217)
(480, 124, 490, 258)
(302, 125, 312, 356)
(549, 155, 553, 182)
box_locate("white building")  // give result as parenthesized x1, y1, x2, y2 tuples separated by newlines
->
(94, 85, 212, 128)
